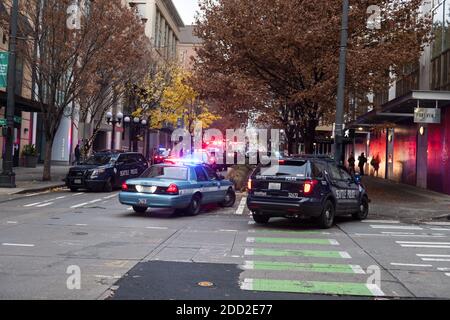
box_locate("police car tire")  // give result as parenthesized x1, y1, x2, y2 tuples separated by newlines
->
(253, 213, 270, 224)
(352, 196, 369, 220)
(104, 178, 113, 193)
(318, 200, 335, 229)
(220, 189, 236, 208)
(133, 206, 147, 213)
(185, 195, 201, 216)
(70, 187, 78, 192)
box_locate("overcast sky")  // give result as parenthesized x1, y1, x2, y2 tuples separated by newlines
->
(172, 0, 200, 25)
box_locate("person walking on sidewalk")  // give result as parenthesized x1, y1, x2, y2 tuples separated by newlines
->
(358, 152, 367, 176)
(371, 153, 381, 177)
(348, 152, 356, 175)
(74, 144, 81, 165)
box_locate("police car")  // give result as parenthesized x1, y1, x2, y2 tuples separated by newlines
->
(246, 156, 370, 229)
(66, 151, 149, 192)
(119, 161, 236, 215)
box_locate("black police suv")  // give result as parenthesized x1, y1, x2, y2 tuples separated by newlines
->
(66, 151, 149, 192)
(246, 156, 370, 229)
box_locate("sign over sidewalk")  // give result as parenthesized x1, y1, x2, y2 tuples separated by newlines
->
(414, 107, 441, 124)
(0, 51, 8, 88)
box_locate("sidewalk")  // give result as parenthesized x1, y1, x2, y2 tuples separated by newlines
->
(0, 165, 69, 196)
(362, 176, 450, 223)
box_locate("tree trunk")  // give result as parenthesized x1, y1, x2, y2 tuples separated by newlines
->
(303, 120, 318, 154)
(42, 139, 54, 181)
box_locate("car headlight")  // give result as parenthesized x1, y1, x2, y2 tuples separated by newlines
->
(91, 168, 105, 178)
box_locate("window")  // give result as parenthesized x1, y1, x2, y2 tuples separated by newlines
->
(258, 161, 308, 178)
(194, 167, 208, 182)
(203, 166, 219, 181)
(327, 164, 343, 181)
(142, 166, 188, 180)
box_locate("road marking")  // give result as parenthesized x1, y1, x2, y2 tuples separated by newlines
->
(242, 261, 364, 274)
(103, 194, 118, 200)
(429, 228, 450, 231)
(94, 275, 121, 279)
(25, 192, 48, 197)
(390, 263, 433, 267)
(219, 229, 238, 232)
(421, 258, 450, 262)
(72, 193, 84, 196)
(145, 227, 169, 230)
(240, 278, 384, 296)
(6, 221, 18, 224)
(437, 268, 450, 271)
(248, 229, 322, 235)
(2, 243, 35, 247)
(246, 237, 338, 245)
(363, 220, 400, 224)
(445, 273, 450, 277)
(24, 202, 42, 207)
(244, 248, 351, 259)
(397, 241, 450, 245)
(400, 245, 450, 248)
(381, 232, 415, 235)
(71, 202, 89, 209)
(75, 224, 88, 226)
(371, 225, 423, 230)
(354, 233, 445, 238)
(235, 197, 247, 215)
(248, 221, 255, 225)
(424, 222, 450, 226)
(417, 254, 450, 258)
(36, 202, 54, 208)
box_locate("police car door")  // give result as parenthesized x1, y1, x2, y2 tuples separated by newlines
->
(117, 154, 132, 183)
(338, 167, 359, 212)
(194, 166, 215, 204)
(325, 163, 348, 213)
(203, 165, 224, 201)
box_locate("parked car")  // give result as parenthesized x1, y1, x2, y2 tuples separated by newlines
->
(119, 162, 236, 215)
(246, 156, 370, 228)
(65, 151, 149, 192)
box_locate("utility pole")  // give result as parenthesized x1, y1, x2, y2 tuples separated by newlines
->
(334, 0, 349, 166)
(0, 0, 19, 188)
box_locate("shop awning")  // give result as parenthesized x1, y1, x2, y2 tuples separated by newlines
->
(0, 90, 42, 113)
(350, 90, 450, 127)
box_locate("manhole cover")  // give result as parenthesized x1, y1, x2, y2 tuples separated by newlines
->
(197, 281, 214, 287)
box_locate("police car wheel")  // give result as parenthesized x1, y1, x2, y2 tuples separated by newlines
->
(318, 200, 335, 229)
(352, 196, 369, 221)
(132, 206, 147, 213)
(220, 189, 236, 208)
(253, 212, 270, 224)
(103, 178, 113, 193)
(185, 195, 201, 216)
(69, 187, 78, 192)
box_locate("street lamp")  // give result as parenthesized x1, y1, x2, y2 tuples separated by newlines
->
(106, 112, 123, 150)
(0, 0, 19, 188)
(123, 115, 148, 152)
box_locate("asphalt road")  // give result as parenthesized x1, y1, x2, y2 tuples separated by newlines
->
(0, 188, 449, 299)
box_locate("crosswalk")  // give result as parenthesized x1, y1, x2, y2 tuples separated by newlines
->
(240, 225, 386, 297)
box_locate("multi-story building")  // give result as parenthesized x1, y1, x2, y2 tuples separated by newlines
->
(350, 0, 450, 196)
(0, 0, 39, 168)
(178, 25, 202, 70)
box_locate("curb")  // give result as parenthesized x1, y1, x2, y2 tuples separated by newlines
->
(14, 182, 66, 195)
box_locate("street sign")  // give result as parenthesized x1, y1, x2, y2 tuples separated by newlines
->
(0, 51, 8, 88)
(414, 108, 441, 124)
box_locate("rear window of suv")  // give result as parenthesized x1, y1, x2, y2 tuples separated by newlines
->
(257, 160, 309, 177)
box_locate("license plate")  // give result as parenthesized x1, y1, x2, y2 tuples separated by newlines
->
(268, 183, 281, 190)
(74, 179, 82, 185)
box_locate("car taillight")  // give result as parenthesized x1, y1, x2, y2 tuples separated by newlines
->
(122, 183, 129, 191)
(247, 179, 252, 190)
(166, 184, 179, 195)
(303, 180, 318, 195)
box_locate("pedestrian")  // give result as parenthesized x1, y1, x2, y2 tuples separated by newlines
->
(348, 152, 356, 175)
(358, 152, 367, 176)
(371, 153, 381, 177)
(74, 144, 81, 165)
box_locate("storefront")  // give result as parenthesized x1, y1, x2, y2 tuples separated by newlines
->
(348, 90, 450, 195)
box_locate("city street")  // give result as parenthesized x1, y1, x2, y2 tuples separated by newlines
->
(0, 188, 449, 300)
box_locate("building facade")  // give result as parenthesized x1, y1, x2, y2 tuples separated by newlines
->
(350, 0, 450, 195)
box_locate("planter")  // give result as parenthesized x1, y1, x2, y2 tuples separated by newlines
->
(23, 155, 38, 168)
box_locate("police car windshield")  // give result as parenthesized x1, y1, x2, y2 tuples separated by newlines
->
(142, 166, 188, 180)
(84, 155, 112, 165)
(259, 161, 308, 177)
